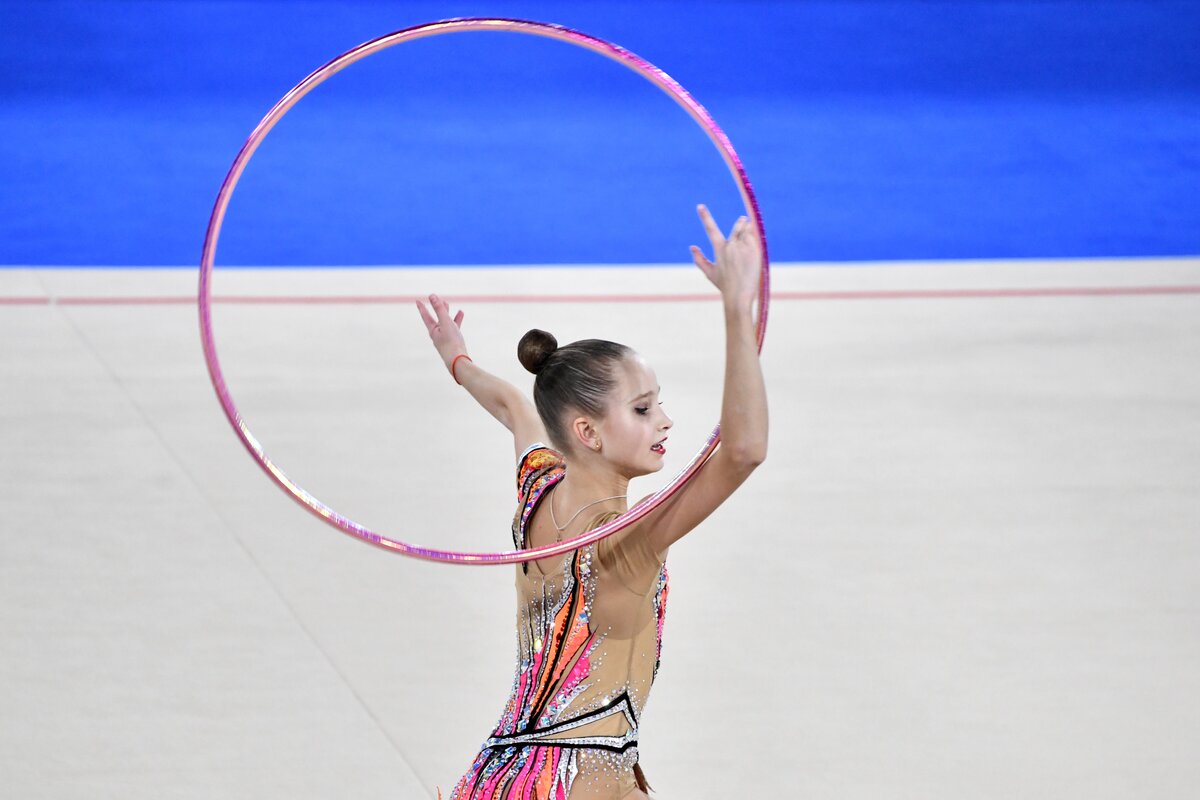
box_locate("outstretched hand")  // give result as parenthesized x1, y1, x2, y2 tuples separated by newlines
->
(689, 204, 762, 310)
(415, 293, 467, 373)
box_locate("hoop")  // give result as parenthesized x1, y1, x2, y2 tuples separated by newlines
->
(198, 17, 770, 565)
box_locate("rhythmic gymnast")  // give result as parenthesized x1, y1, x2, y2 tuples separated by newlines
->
(416, 205, 768, 799)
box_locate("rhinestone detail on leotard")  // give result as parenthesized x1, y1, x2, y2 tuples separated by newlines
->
(447, 445, 669, 799)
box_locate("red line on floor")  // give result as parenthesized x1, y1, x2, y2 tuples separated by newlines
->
(2, 285, 1199, 306)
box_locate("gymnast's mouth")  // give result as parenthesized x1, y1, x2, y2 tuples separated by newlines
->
(651, 438, 667, 455)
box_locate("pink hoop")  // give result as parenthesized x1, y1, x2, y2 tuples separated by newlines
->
(198, 17, 770, 565)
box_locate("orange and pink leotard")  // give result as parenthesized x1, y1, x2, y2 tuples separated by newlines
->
(448, 444, 669, 799)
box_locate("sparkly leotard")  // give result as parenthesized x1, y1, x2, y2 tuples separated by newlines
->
(448, 444, 670, 799)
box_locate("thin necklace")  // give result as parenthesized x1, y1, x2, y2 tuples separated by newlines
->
(549, 488, 627, 538)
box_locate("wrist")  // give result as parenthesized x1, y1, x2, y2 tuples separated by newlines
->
(449, 353, 473, 385)
(722, 295, 755, 318)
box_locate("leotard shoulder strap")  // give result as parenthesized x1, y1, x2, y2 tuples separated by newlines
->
(512, 443, 566, 557)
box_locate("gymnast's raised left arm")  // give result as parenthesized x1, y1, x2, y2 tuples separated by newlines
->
(415, 294, 547, 459)
(642, 206, 768, 555)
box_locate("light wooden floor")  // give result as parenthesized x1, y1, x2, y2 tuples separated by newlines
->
(2, 259, 1198, 798)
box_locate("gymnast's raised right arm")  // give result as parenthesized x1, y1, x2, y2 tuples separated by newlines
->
(415, 293, 547, 459)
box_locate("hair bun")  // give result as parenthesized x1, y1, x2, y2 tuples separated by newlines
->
(517, 329, 558, 375)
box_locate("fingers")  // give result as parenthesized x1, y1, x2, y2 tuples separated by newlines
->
(698, 204, 758, 246)
(731, 215, 752, 239)
(429, 293, 453, 326)
(417, 294, 465, 335)
(690, 245, 715, 281)
(696, 204, 724, 245)
(415, 299, 436, 333)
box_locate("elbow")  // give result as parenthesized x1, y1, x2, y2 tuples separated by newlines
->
(727, 441, 767, 470)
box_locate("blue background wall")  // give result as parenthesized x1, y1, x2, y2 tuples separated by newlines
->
(2, 0, 1198, 266)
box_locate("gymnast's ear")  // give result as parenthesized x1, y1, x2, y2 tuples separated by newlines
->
(568, 415, 600, 453)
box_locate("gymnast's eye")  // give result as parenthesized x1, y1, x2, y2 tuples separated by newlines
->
(635, 406, 649, 415)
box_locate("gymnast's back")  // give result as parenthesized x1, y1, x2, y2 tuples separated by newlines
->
(447, 444, 669, 799)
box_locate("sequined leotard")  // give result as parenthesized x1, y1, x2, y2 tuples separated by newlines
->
(448, 444, 670, 799)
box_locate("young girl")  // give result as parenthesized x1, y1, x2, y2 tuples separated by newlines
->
(417, 206, 767, 799)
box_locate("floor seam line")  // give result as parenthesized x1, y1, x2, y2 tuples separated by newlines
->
(46, 297, 434, 797)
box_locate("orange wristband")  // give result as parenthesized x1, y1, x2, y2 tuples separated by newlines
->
(450, 353, 473, 385)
